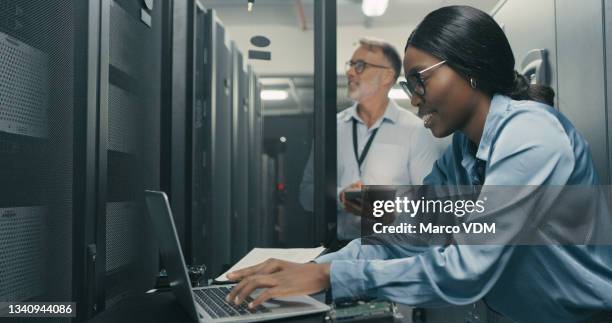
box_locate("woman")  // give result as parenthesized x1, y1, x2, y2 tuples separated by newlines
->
(226, 6, 612, 322)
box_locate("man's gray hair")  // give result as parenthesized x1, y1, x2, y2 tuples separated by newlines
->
(358, 37, 402, 80)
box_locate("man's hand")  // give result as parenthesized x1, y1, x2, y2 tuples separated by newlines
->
(225, 259, 331, 309)
(339, 181, 364, 216)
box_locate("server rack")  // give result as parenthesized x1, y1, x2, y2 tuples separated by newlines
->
(248, 68, 264, 248)
(0, 1, 268, 321)
(260, 153, 276, 247)
(0, 2, 83, 322)
(0, 1, 161, 320)
(160, 0, 190, 258)
(171, 5, 264, 279)
(97, 0, 160, 312)
(160, 0, 212, 269)
(231, 43, 250, 262)
(189, 0, 209, 267)
(161, 0, 207, 266)
(313, 0, 337, 246)
(199, 9, 233, 277)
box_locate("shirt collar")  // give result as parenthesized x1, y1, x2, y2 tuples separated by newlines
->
(343, 99, 400, 126)
(474, 94, 511, 162)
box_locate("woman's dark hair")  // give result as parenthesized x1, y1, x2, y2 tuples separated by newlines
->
(405, 5, 554, 106)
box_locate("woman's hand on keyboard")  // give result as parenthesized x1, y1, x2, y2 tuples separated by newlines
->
(226, 258, 300, 281)
(226, 259, 331, 309)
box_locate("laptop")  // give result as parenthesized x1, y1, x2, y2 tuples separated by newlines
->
(144, 190, 330, 322)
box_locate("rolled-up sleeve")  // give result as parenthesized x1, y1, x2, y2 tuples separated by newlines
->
(329, 245, 512, 305)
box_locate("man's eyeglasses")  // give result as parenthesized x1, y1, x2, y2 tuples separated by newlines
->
(345, 60, 391, 74)
(399, 60, 446, 99)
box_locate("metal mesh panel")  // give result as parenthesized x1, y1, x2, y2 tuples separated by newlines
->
(0, 32, 49, 138)
(108, 84, 139, 154)
(105, 202, 138, 272)
(0, 3, 74, 323)
(109, 1, 140, 77)
(103, 0, 159, 308)
(0, 207, 45, 301)
(106, 1, 146, 280)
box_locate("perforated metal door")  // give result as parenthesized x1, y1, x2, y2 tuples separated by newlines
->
(102, 0, 160, 309)
(0, 1, 77, 322)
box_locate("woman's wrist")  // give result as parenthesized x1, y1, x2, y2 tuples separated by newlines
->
(319, 263, 332, 289)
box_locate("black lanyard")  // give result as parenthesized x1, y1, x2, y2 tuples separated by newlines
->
(353, 118, 379, 171)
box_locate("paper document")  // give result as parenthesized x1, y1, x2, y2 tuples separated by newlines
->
(216, 246, 326, 282)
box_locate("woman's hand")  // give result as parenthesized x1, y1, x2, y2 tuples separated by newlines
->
(225, 259, 331, 309)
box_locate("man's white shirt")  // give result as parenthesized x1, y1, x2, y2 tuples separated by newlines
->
(300, 99, 448, 239)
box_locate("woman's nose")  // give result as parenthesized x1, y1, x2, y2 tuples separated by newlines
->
(411, 93, 423, 109)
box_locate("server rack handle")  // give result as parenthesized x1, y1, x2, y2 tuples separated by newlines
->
(521, 48, 550, 86)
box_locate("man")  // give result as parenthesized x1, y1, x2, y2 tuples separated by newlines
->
(299, 38, 446, 241)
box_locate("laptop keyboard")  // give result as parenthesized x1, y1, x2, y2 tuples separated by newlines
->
(193, 286, 270, 318)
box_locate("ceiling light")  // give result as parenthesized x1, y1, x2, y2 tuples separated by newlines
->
(247, 0, 254, 12)
(388, 88, 409, 100)
(362, 0, 389, 17)
(261, 90, 289, 101)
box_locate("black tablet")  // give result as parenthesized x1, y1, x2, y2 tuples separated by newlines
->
(344, 189, 363, 202)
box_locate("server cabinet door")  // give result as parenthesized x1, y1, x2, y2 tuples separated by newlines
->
(555, 0, 608, 183)
(203, 13, 233, 277)
(0, 1, 81, 318)
(231, 43, 250, 262)
(101, 0, 161, 310)
(247, 67, 262, 248)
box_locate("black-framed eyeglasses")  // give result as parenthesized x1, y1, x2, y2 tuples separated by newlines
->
(399, 60, 446, 99)
(345, 60, 391, 74)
